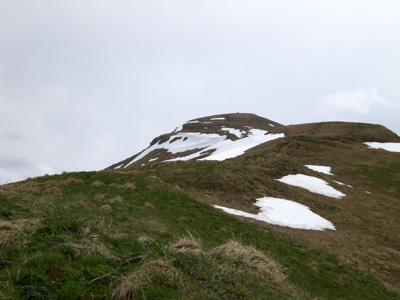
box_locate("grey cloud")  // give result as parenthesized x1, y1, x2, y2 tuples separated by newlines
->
(0, 156, 57, 185)
(0, 130, 20, 142)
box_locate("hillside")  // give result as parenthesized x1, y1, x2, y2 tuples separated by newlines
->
(1, 114, 400, 299)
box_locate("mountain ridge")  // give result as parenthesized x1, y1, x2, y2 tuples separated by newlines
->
(108, 113, 284, 169)
(1, 113, 400, 298)
(106, 114, 400, 293)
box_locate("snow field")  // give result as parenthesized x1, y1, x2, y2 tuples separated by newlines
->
(364, 142, 400, 153)
(305, 165, 333, 175)
(277, 174, 346, 199)
(214, 197, 335, 231)
(124, 129, 285, 166)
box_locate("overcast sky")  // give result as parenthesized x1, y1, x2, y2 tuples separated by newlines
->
(1, 0, 400, 184)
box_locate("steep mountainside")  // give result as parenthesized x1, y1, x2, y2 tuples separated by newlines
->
(1, 113, 400, 299)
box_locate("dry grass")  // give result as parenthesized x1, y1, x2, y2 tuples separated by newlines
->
(143, 259, 182, 289)
(68, 240, 120, 261)
(64, 178, 85, 186)
(100, 204, 112, 211)
(138, 236, 154, 248)
(78, 226, 91, 235)
(44, 180, 59, 186)
(44, 187, 62, 195)
(112, 259, 180, 300)
(169, 233, 204, 255)
(212, 240, 286, 282)
(92, 181, 105, 188)
(110, 196, 123, 204)
(0, 219, 41, 245)
(112, 273, 147, 300)
(109, 183, 123, 189)
(94, 194, 106, 202)
(123, 183, 136, 191)
(211, 240, 286, 283)
(143, 202, 154, 210)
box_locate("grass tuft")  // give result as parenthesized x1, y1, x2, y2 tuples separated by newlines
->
(138, 236, 155, 248)
(211, 240, 286, 283)
(169, 233, 204, 255)
(64, 178, 85, 186)
(110, 196, 123, 204)
(92, 181, 105, 188)
(44, 187, 62, 195)
(123, 183, 136, 191)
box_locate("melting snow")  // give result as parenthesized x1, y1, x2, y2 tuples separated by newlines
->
(364, 142, 400, 153)
(210, 117, 225, 120)
(214, 197, 335, 231)
(221, 127, 246, 138)
(148, 158, 158, 163)
(166, 130, 283, 162)
(200, 130, 284, 161)
(124, 128, 284, 167)
(277, 174, 346, 199)
(125, 132, 225, 167)
(333, 180, 353, 188)
(305, 165, 333, 175)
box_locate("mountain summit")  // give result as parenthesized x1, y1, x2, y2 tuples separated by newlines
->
(108, 113, 284, 169)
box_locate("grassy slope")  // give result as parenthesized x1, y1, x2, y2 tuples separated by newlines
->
(0, 170, 398, 299)
(1, 121, 399, 299)
(133, 122, 400, 293)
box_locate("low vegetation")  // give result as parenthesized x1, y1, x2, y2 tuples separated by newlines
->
(0, 168, 398, 299)
(1, 121, 399, 299)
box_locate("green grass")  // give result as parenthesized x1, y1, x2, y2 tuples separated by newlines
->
(0, 171, 398, 299)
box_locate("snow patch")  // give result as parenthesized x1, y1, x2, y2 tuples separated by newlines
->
(365, 191, 372, 194)
(148, 157, 158, 163)
(221, 126, 246, 138)
(277, 174, 346, 199)
(333, 180, 353, 188)
(214, 197, 335, 231)
(210, 117, 225, 121)
(167, 130, 283, 162)
(200, 131, 284, 161)
(364, 142, 400, 153)
(125, 128, 284, 166)
(305, 165, 333, 175)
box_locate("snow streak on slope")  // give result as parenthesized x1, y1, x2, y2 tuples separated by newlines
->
(125, 129, 284, 167)
(364, 142, 400, 153)
(305, 165, 333, 175)
(277, 174, 346, 199)
(214, 197, 335, 231)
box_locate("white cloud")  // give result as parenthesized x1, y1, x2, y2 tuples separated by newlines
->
(321, 87, 394, 115)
